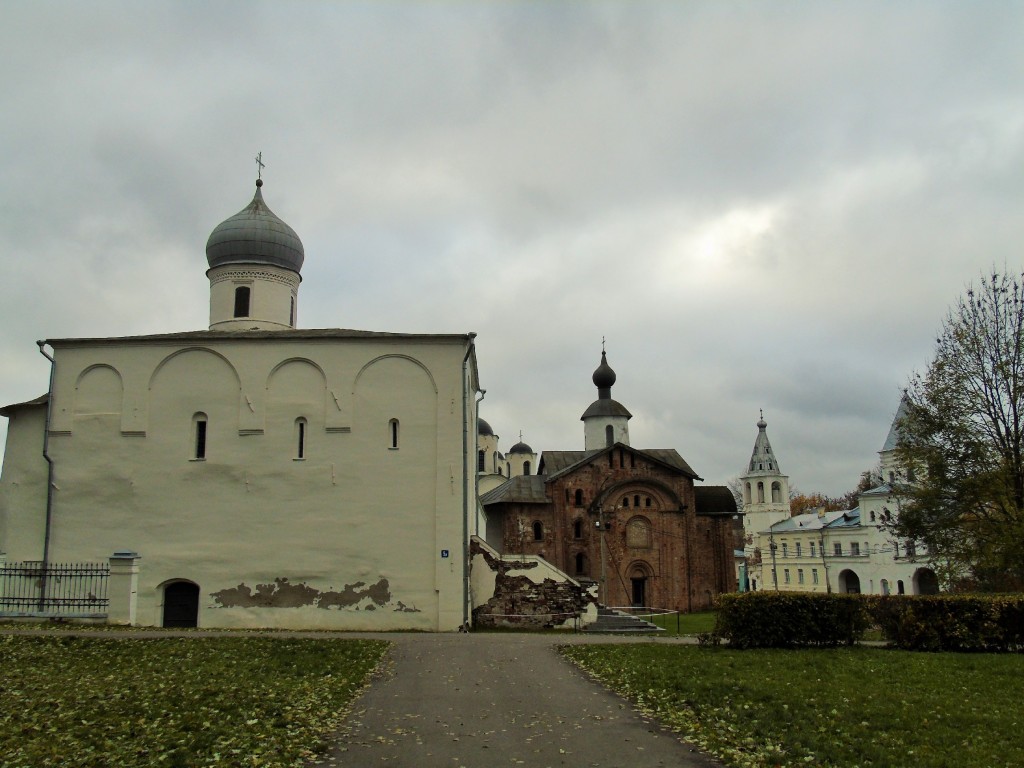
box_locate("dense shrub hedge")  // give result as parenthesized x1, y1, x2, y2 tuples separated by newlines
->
(714, 592, 1024, 651)
(714, 592, 869, 648)
(869, 594, 1024, 651)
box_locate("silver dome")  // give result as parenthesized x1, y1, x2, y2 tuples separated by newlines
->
(206, 180, 304, 273)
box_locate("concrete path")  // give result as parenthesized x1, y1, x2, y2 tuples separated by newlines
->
(310, 633, 722, 768)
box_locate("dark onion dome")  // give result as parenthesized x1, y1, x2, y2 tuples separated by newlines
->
(592, 351, 616, 393)
(478, 418, 495, 436)
(509, 440, 533, 455)
(206, 179, 305, 273)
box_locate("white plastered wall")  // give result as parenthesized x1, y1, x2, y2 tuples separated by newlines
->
(3, 334, 476, 630)
(208, 265, 299, 331)
(583, 417, 629, 452)
(0, 406, 49, 559)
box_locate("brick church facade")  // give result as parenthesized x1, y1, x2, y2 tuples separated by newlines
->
(480, 351, 737, 612)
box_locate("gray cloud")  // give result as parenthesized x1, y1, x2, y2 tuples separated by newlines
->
(1, 2, 1022, 496)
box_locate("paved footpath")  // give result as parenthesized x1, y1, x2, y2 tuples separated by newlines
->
(309, 632, 722, 768)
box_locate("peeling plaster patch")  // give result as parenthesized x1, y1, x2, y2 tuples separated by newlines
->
(394, 601, 421, 613)
(318, 579, 391, 609)
(211, 577, 393, 610)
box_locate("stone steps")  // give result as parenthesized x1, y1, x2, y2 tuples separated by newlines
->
(582, 607, 664, 633)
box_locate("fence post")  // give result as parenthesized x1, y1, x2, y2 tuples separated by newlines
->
(108, 552, 140, 625)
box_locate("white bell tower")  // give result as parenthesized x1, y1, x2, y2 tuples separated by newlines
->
(740, 412, 791, 590)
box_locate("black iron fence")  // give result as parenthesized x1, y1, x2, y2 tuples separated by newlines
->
(0, 562, 110, 616)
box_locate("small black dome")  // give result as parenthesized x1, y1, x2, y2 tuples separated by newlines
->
(206, 181, 304, 273)
(478, 418, 494, 436)
(592, 350, 616, 391)
(509, 441, 533, 455)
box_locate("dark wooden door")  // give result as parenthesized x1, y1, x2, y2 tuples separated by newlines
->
(631, 577, 646, 608)
(163, 582, 199, 628)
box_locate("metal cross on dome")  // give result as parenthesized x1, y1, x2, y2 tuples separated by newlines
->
(255, 152, 265, 180)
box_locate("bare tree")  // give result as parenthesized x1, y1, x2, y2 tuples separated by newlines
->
(725, 475, 744, 512)
(893, 269, 1024, 591)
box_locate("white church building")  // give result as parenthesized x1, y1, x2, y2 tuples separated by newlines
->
(0, 178, 483, 631)
(739, 403, 940, 596)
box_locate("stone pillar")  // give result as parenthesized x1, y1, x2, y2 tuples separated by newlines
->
(108, 552, 140, 626)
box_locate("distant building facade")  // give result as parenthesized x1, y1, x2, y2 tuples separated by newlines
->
(480, 352, 738, 612)
(743, 400, 940, 596)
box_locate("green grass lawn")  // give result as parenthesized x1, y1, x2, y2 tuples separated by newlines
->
(0, 634, 389, 768)
(644, 610, 717, 635)
(561, 644, 1024, 768)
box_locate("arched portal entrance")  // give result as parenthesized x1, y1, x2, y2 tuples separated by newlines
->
(838, 569, 861, 594)
(629, 564, 650, 608)
(163, 581, 200, 628)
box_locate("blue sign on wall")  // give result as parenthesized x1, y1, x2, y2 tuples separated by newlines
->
(441, 549, 449, 558)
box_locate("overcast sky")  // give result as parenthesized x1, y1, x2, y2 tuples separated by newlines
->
(1, 2, 1021, 497)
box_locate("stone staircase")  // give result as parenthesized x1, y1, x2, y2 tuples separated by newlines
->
(582, 607, 664, 634)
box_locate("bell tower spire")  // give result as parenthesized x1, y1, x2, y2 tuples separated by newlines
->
(739, 411, 792, 590)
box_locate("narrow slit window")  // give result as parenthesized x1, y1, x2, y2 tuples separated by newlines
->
(193, 413, 208, 460)
(532, 521, 543, 541)
(289, 295, 296, 327)
(295, 418, 307, 459)
(233, 286, 251, 318)
(388, 418, 399, 449)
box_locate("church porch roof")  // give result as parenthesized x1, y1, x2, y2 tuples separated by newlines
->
(538, 444, 700, 481)
(0, 393, 48, 417)
(694, 486, 739, 516)
(480, 475, 549, 505)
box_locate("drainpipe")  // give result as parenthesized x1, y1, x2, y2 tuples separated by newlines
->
(474, 389, 486, 538)
(460, 335, 478, 629)
(36, 341, 56, 611)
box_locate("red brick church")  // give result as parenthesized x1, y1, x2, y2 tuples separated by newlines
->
(480, 350, 738, 612)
